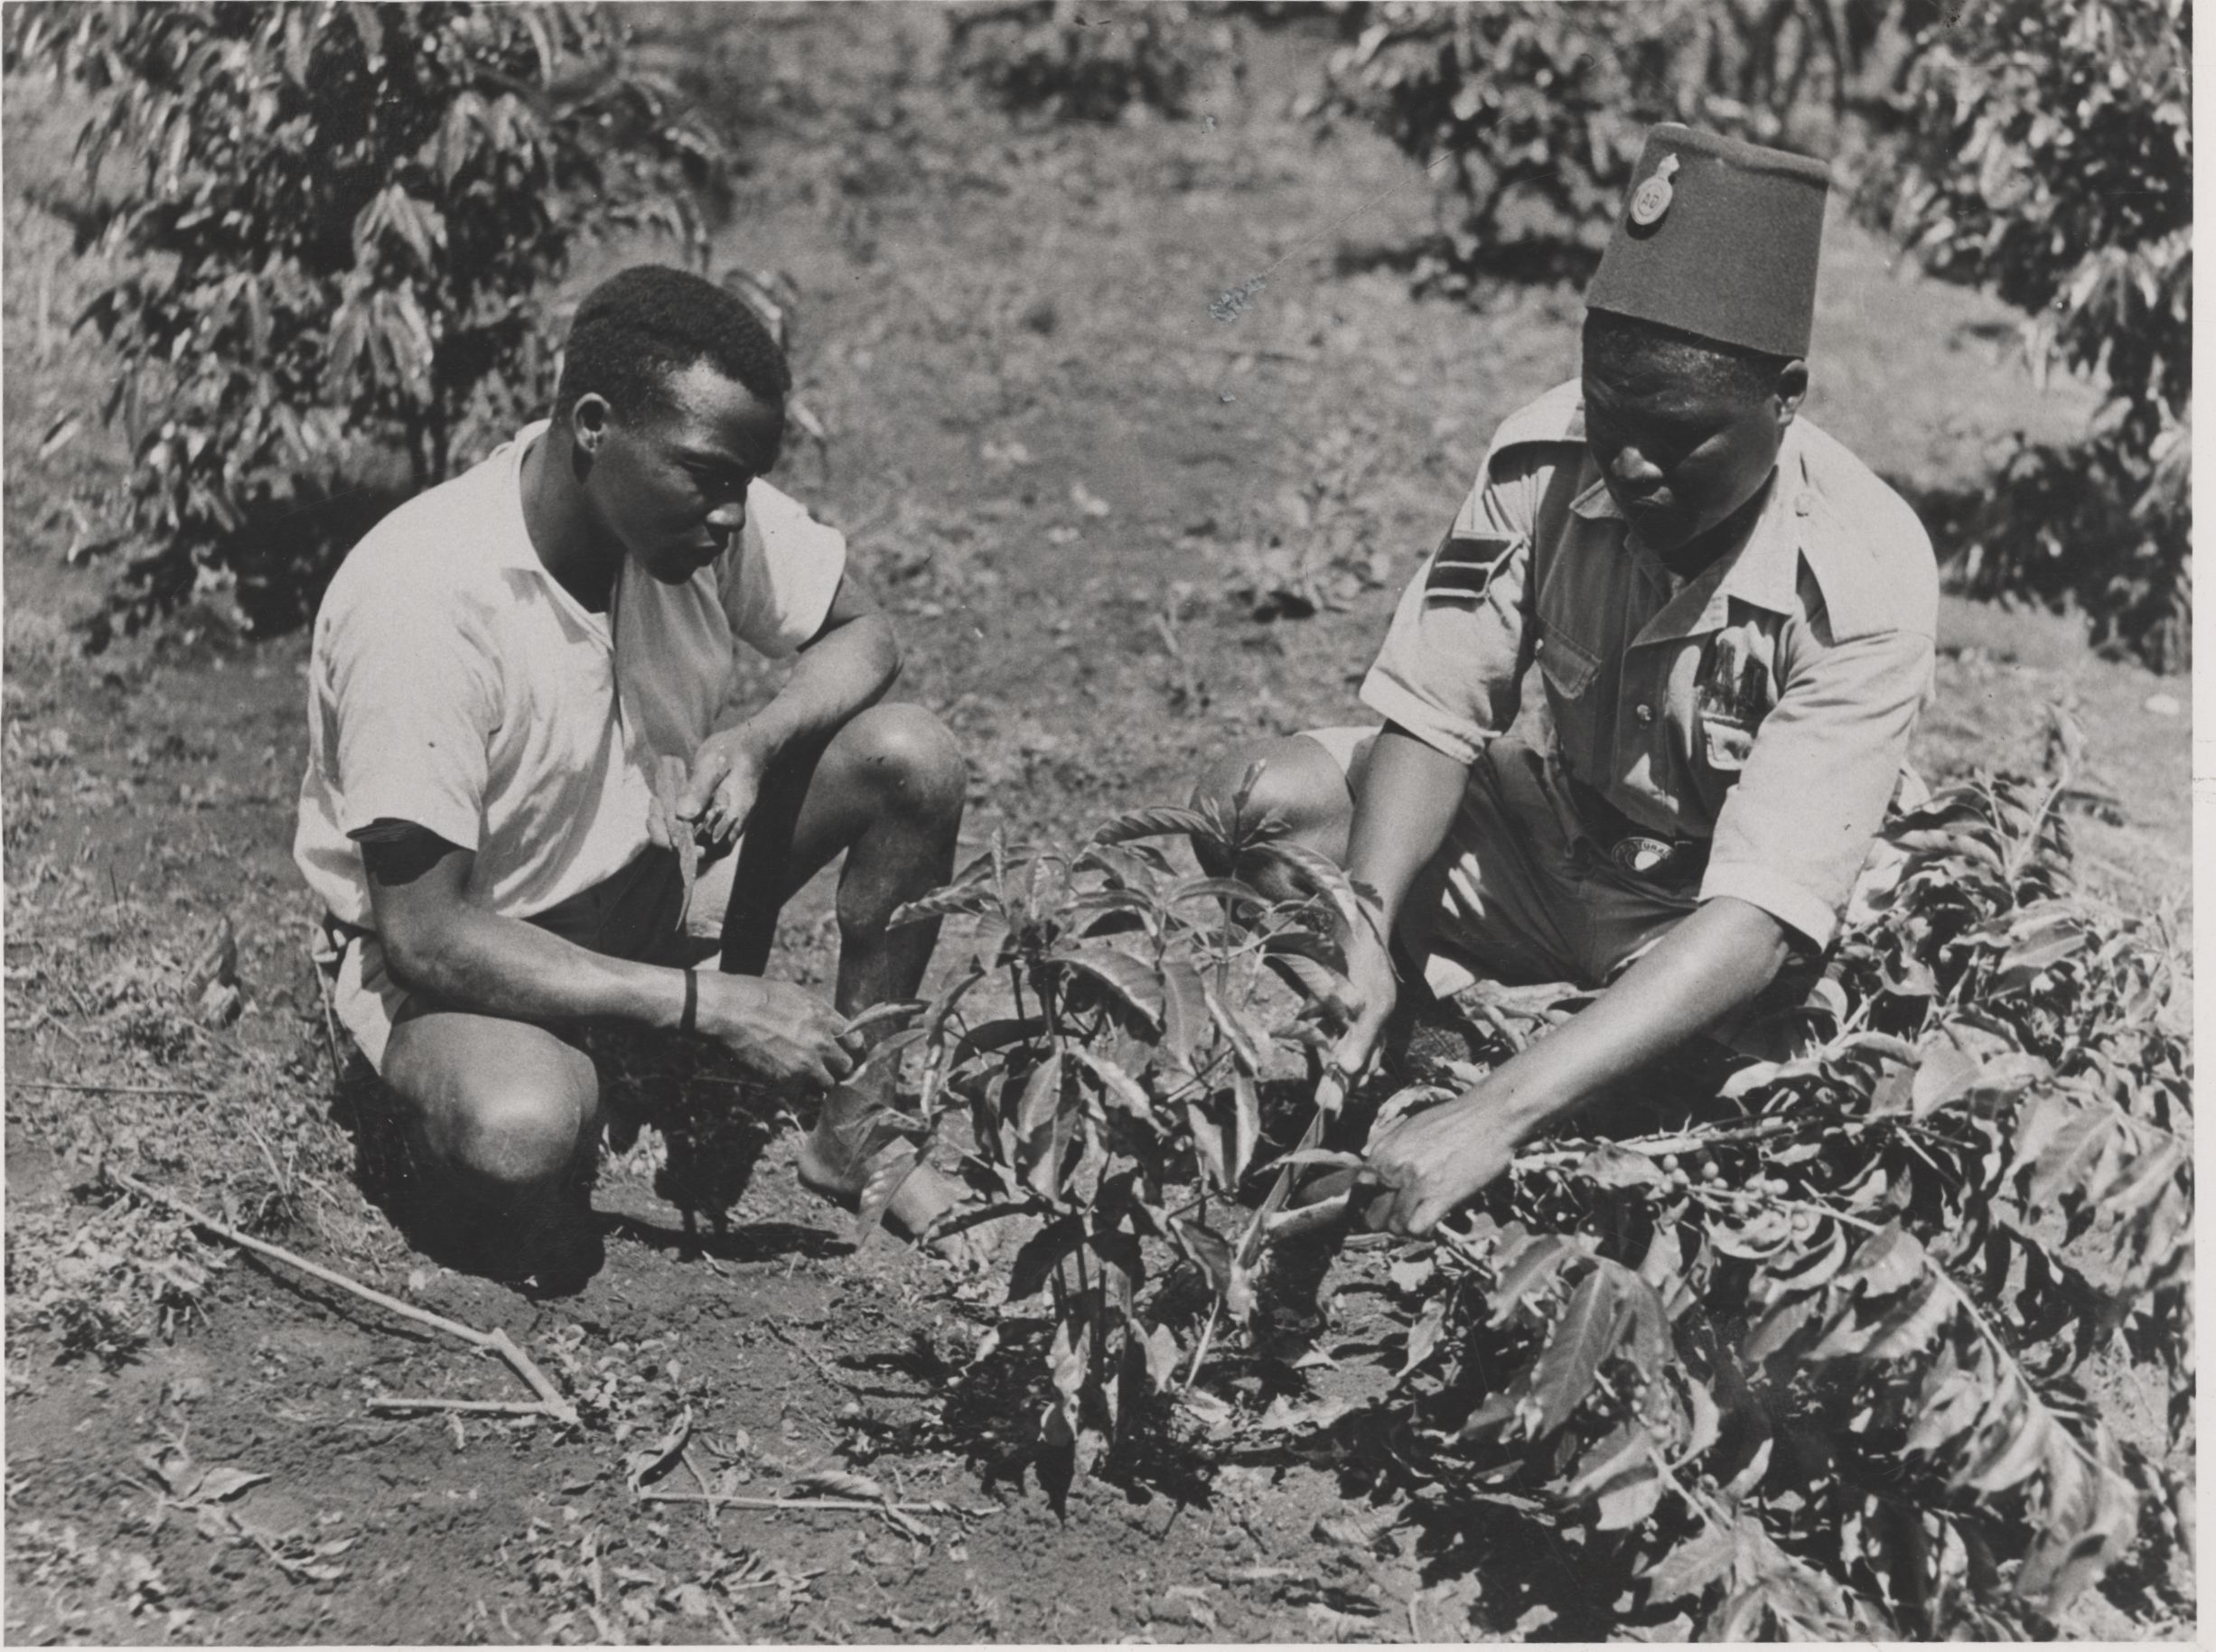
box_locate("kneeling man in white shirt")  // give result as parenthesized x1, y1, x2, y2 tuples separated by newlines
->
(296, 265, 970, 1283)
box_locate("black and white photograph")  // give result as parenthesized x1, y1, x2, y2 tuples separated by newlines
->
(0, 1, 2193, 1641)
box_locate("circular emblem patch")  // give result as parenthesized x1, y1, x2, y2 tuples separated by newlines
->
(1612, 835, 1676, 877)
(1629, 154, 1681, 228)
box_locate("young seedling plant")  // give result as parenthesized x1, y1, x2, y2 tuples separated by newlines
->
(863, 765, 1366, 1479)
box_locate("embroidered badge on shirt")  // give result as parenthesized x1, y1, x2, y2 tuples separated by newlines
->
(1424, 533, 1518, 604)
(1697, 621, 1772, 771)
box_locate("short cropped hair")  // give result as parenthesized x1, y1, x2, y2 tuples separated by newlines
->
(556, 265, 791, 425)
(1582, 306, 1795, 404)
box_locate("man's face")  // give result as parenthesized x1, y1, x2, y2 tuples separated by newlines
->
(582, 359, 784, 585)
(1579, 332, 1799, 557)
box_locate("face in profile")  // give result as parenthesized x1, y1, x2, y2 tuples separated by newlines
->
(1579, 327, 1800, 558)
(580, 358, 786, 585)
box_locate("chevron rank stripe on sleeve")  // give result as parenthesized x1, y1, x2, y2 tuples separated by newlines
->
(1425, 534, 1518, 602)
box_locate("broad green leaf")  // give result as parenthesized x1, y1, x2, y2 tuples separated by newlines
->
(1744, 1292, 1826, 1363)
(1166, 876, 1274, 912)
(1560, 1423, 1643, 1502)
(1047, 947, 1164, 1031)
(1681, 1374, 1720, 1461)
(1141, 1321, 1181, 1388)
(1575, 1143, 1664, 1190)
(1911, 1036, 1984, 1116)
(1089, 805, 1213, 846)
(1956, 1394, 2051, 1494)
(1185, 1100, 1228, 1190)
(1168, 1217, 1230, 1292)
(1486, 1234, 1579, 1328)
(1858, 1274, 1951, 1361)
(1750, 1223, 1849, 1309)
(1399, 1299, 1446, 1377)
(1594, 1458, 1662, 1532)
(1201, 975, 1269, 1073)
(2015, 1454, 2138, 1612)
(1643, 1518, 1737, 1603)
(1529, 1269, 1626, 1437)
(1069, 1048, 1151, 1117)
(1015, 1050, 1070, 1199)
(1834, 1225, 1925, 1300)
(1159, 957, 1206, 1063)
(1229, 1073, 1261, 1185)
(1905, 1366, 1987, 1459)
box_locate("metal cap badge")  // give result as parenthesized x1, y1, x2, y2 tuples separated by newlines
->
(1628, 154, 1679, 228)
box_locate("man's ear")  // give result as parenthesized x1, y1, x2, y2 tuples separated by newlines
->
(569, 391, 613, 459)
(1773, 359, 1809, 426)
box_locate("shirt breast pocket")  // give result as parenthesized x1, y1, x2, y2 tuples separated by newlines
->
(1534, 627, 1602, 760)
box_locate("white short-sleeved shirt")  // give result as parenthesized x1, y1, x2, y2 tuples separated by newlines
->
(295, 422, 846, 929)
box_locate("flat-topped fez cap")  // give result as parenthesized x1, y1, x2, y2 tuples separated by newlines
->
(1585, 123, 1831, 359)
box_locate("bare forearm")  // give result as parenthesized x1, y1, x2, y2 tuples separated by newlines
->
(1344, 725, 1469, 930)
(385, 907, 688, 1031)
(1476, 895, 1791, 1135)
(723, 614, 900, 761)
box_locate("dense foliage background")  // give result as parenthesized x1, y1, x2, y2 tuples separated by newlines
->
(5, 0, 2190, 667)
(4, 1, 717, 636)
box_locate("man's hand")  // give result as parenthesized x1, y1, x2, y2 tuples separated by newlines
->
(693, 972, 859, 1090)
(681, 724, 772, 846)
(1316, 919, 1399, 1115)
(1356, 1090, 1526, 1237)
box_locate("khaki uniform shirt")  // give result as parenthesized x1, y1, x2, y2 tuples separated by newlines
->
(1361, 379, 1937, 950)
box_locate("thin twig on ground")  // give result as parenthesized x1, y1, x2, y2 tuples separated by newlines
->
(369, 1396, 562, 1416)
(638, 1487, 979, 1539)
(110, 1169, 580, 1426)
(14, 1078, 209, 1097)
(636, 1491, 949, 1514)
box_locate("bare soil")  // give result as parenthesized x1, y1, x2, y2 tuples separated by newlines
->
(3, 6, 2190, 1643)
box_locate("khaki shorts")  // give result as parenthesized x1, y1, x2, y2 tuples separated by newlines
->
(1304, 727, 1909, 1008)
(315, 842, 737, 1073)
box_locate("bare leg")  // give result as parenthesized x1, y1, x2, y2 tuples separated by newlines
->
(713, 702, 973, 1243)
(380, 1005, 603, 1283)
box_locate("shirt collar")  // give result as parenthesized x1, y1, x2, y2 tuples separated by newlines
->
(1574, 416, 1812, 629)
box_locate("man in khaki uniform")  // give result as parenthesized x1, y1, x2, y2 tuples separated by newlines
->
(1192, 124, 1937, 1237)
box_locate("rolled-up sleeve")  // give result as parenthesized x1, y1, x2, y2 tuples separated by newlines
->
(1358, 457, 1546, 766)
(1699, 624, 1933, 948)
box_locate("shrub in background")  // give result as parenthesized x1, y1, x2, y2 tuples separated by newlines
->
(1853, 0, 2191, 670)
(943, 0, 1230, 125)
(1309, 1, 1883, 289)
(5, 3, 719, 638)
(1314, 0, 2190, 671)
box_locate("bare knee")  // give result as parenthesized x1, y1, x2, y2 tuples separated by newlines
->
(1192, 736, 1352, 851)
(836, 703, 967, 825)
(444, 1080, 597, 1195)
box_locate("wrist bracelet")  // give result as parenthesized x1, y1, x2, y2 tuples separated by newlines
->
(679, 966, 698, 1035)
